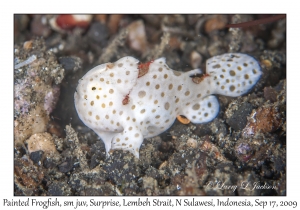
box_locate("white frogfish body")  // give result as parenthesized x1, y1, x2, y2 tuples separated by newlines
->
(74, 53, 261, 158)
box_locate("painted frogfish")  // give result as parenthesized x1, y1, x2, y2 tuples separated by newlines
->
(74, 53, 262, 158)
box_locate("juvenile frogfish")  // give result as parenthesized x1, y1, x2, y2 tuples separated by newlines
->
(74, 53, 262, 158)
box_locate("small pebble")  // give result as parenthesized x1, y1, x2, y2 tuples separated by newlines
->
(127, 20, 148, 52)
(261, 59, 273, 69)
(87, 22, 109, 46)
(58, 56, 82, 74)
(59, 157, 74, 173)
(26, 132, 58, 154)
(205, 15, 227, 33)
(190, 50, 202, 69)
(187, 138, 198, 148)
(23, 41, 33, 50)
(226, 103, 253, 131)
(29, 150, 44, 164)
